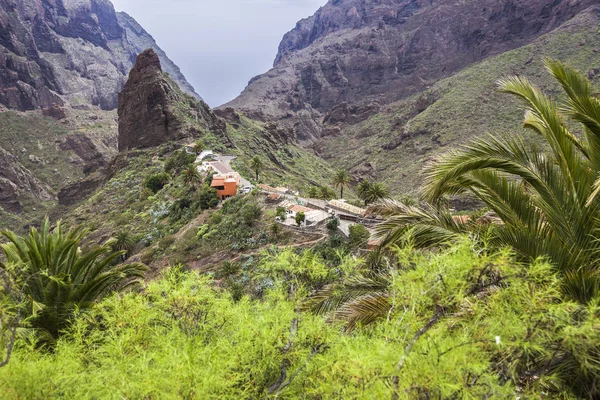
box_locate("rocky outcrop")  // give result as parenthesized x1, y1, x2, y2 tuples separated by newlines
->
(225, 0, 598, 142)
(118, 49, 225, 151)
(0, 146, 53, 213)
(0, 0, 198, 111)
(57, 172, 104, 206)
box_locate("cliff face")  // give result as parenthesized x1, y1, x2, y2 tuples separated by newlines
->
(118, 49, 224, 151)
(225, 0, 598, 142)
(0, 0, 198, 111)
(0, 146, 53, 213)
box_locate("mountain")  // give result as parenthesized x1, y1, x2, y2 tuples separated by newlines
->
(117, 48, 224, 151)
(225, 0, 598, 142)
(60, 49, 335, 250)
(0, 0, 198, 111)
(0, 0, 200, 229)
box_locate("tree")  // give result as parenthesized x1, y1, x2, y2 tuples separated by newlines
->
(193, 140, 205, 155)
(144, 172, 170, 194)
(0, 265, 21, 368)
(0, 218, 147, 342)
(198, 185, 220, 210)
(276, 207, 287, 220)
(110, 231, 136, 262)
(366, 183, 389, 205)
(349, 224, 370, 250)
(249, 156, 264, 183)
(326, 218, 340, 234)
(374, 60, 600, 304)
(165, 151, 195, 175)
(295, 212, 306, 227)
(269, 223, 283, 240)
(183, 165, 202, 189)
(307, 186, 319, 199)
(333, 170, 351, 199)
(357, 180, 372, 205)
(358, 181, 389, 205)
(319, 186, 336, 200)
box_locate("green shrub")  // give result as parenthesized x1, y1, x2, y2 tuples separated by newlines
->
(164, 151, 196, 175)
(158, 235, 176, 250)
(275, 206, 287, 220)
(196, 224, 209, 238)
(144, 172, 170, 194)
(326, 218, 340, 233)
(198, 185, 219, 210)
(0, 242, 598, 398)
(140, 247, 157, 265)
(295, 212, 306, 226)
(348, 224, 370, 250)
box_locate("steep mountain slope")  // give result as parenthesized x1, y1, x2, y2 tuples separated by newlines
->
(0, 0, 201, 231)
(316, 5, 600, 194)
(0, 0, 198, 111)
(61, 50, 334, 252)
(225, 0, 598, 142)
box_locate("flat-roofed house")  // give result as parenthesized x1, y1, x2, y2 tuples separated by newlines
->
(211, 176, 237, 200)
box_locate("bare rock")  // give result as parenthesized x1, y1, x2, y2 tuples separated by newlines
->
(118, 49, 227, 151)
(58, 173, 105, 207)
(224, 0, 598, 141)
(0, 0, 199, 111)
(42, 104, 67, 120)
(214, 107, 242, 127)
(0, 146, 53, 213)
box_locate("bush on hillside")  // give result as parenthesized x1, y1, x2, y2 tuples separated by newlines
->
(348, 224, 370, 250)
(164, 151, 196, 175)
(143, 172, 170, 194)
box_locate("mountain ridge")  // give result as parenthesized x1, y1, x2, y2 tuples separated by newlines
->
(0, 0, 199, 112)
(226, 0, 598, 142)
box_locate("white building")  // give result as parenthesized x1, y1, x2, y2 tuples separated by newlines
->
(199, 161, 242, 185)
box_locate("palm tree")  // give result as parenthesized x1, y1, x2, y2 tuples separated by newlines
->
(250, 156, 264, 183)
(366, 182, 389, 205)
(374, 60, 600, 304)
(303, 271, 391, 331)
(183, 165, 202, 188)
(333, 170, 351, 199)
(357, 180, 372, 205)
(110, 231, 136, 261)
(193, 140, 204, 155)
(307, 186, 319, 199)
(0, 218, 147, 342)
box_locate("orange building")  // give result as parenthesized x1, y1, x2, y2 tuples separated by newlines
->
(211, 176, 237, 200)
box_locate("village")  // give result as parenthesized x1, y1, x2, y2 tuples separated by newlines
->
(192, 148, 382, 250)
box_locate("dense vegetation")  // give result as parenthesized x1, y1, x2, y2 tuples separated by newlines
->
(1, 240, 597, 398)
(3, 62, 600, 398)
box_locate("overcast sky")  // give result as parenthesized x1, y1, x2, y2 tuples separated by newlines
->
(110, 0, 325, 107)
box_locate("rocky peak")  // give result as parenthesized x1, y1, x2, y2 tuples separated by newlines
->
(117, 11, 202, 101)
(118, 49, 225, 151)
(0, 0, 199, 111)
